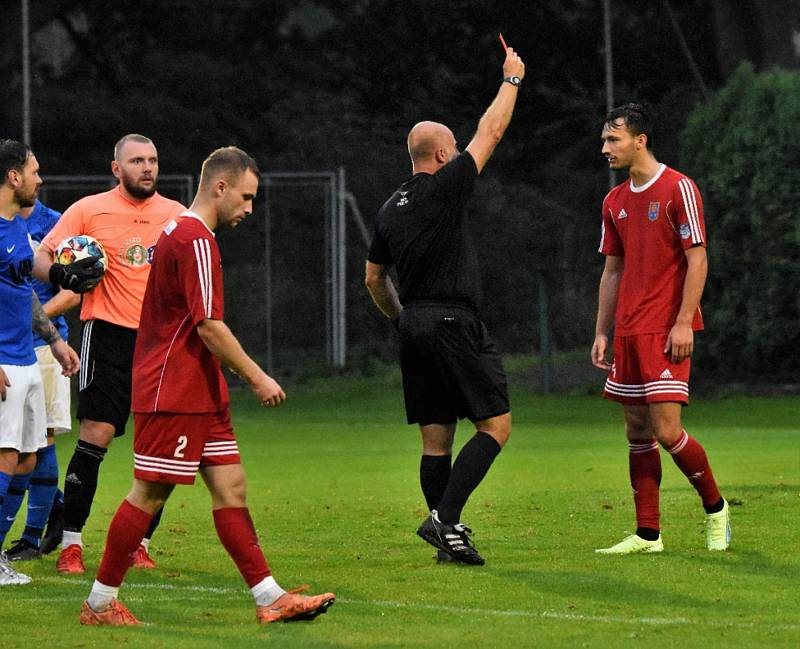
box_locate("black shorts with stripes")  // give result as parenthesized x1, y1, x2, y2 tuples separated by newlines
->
(77, 319, 137, 437)
(398, 302, 510, 426)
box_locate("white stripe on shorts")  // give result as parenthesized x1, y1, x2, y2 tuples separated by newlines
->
(134, 453, 200, 476)
(202, 440, 239, 458)
(605, 378, 689, 397)
(79, 320, 94, 390)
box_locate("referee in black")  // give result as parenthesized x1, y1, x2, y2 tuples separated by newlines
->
(365, 44, 525, 565)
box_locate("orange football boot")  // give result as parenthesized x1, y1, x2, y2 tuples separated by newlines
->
(56, 544, 85, 574)
(256, 586, 335, 624)
(80, 599, 140, 625)
(131, 544, 157, 569)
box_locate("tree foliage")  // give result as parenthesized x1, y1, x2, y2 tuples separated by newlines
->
(681, 63, 800, 379)
(6, 0, 763, 368)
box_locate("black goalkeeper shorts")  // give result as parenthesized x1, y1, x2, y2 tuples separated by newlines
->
(398, 303, 510, 426)
(76, 319, 137, 438)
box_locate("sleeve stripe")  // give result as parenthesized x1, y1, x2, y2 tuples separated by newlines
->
(685, 179, 703, 243)
(205, 240, 213, 316)
(598, 221, 606, 253)
(202, 238, 212, 317)
(678, 178, 703, 244)
(193, 238, 213, 317)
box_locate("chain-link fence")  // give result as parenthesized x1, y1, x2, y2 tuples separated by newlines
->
(39, 173, 357, 378)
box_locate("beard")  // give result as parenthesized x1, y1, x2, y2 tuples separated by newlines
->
(15, 186, 38, 209)
(121, 174, 157, 199)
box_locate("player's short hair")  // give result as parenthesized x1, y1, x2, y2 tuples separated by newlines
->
(114, 133, 154, 161)
(199, 146, 260, 190)
(0, 139, 32, 181)
(604, 103, 654, 149)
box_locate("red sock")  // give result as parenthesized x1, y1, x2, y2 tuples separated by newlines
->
(96, 499, 153, 587)
(629, 440, 662, 531)
(665, 430, 722, 508)
(213, 507, 271, 588)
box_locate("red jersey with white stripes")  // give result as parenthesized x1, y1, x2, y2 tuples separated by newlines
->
(132, 211, 229, 413)
(599, 164, 706, 336)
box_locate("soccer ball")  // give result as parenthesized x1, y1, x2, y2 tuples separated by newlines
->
(54, 234, 108, 289)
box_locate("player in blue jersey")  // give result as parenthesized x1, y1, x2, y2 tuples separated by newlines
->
(0, 140, 81, 585)
(0, 199, 80, 561)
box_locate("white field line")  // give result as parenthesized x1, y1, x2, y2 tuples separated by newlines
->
(22, 576, 800, 632)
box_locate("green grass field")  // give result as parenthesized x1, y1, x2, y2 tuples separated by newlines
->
(2, 371, 798, 648)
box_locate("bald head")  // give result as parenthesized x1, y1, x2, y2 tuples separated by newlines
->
(407, 121, 457, 168)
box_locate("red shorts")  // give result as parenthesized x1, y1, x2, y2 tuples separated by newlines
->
(133, 410, 240, 485)
(603, 332, 691, 405)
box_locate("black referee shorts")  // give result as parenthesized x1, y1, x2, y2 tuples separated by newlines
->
(398, 303, 510, 426)
(76, 319, 137, 437)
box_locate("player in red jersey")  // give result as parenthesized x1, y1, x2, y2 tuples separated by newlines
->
(80, 147, 334, 625)
(591, 104, 730, 554)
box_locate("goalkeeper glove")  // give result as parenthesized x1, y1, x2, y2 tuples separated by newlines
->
(49, 256, 105, 293)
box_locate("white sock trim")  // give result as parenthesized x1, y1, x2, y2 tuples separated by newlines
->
(62, 530, 83, 548)
(251, 576, 286, 606)
(667, 430, 690, 455)
(87, 579, 119, 611)
(140, 538, 150, 551)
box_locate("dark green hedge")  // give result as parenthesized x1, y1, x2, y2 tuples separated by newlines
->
(681, 63, 800, 380)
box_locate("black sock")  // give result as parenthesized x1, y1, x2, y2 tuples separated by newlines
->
(436, 432, 501, 524)
(420, 455, 452, 511)
(63, 440, 107, 532)
(704, 498, 724, 515)
(47, 496, 64, 527)
(143, 505, 164, 542)
(23, 525, 44, 541)
(636, 527, 660, 541)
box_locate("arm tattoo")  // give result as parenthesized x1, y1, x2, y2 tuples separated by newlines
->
(32, 291, 62, 345)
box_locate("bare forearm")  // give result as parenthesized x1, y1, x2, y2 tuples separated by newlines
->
(596, 268, 622, 337)
(465, 84, 519, 173)
(367, 276, 402, 319)
(676, 247, 707, 325)
(465, 47, 525, 173)
(31, 292, 62, 344)
(33, 249, 53, 282)
(479, 85, 518, 144)
(42, 289, 80, 318)
(197, 319, 263, 383)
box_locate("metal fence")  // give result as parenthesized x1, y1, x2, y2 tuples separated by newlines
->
(40, 173, 353, 373)
(39, 173, 568, 389)
(40, 175, 195, 212)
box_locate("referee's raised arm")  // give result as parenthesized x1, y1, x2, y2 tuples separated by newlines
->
(465, 45, 525, 174)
